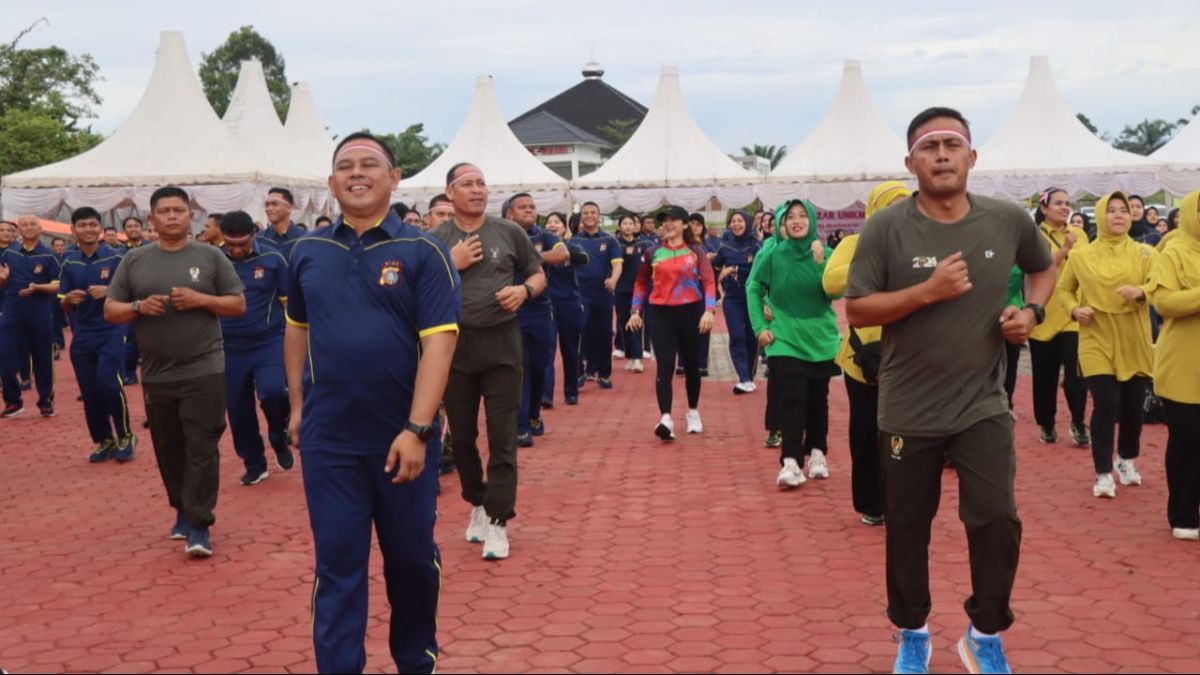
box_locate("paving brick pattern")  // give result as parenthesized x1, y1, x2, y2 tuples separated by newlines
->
(2, 314, 1198, 673)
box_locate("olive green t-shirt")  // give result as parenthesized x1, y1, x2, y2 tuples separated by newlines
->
(106, 242, 245, 383)
(846, 194, 1052, 436)
(432, 215, 542, 329)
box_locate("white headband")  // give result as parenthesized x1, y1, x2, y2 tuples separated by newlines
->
(908, 129, 971, 157)
(333, 142, 394, 169)
(447, 170, 484, 189)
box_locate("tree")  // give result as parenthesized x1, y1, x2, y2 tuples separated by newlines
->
(597, 118, 639, 158)
(0, 108, 102, 176)
(741, 144, 788, 169)
(369, 124, 445, 177)
(0, 20, 103, 130)
(198, 26, 290, 121)
(1112, 118, 1178, 155)
(1176, 104, 1200, 127)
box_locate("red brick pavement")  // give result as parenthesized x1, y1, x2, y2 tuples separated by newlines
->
(2, 327, 1198, 673)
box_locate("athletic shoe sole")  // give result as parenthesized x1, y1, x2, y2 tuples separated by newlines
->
(186, 544, 213, 558)
(654, 423, 675, 441)
(1093, 487, 1116, 499)
(170, 531, 188, 540)
(777, 477, 802, 489)
(241, 471, 269, 486)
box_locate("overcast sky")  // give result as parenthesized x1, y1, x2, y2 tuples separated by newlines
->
(9, 0, 1200, 154)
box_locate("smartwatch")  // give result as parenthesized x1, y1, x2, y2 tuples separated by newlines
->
(131, 300, 142, 315)
(404, 420, 435, 443)
(1022, 303, 1045, 325)
(522, 283, 535, 300)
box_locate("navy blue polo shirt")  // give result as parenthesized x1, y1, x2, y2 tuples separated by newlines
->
(545, 251, 582, 304)
(261, 222, 306, 259)
(286, 212, 461, 454)
(615, 235, 652, 294)
(1, 242, 61, 315)
(711, 233, 761, 301)
(58, 245, 123, 334)
(220, 240, 289, 347)
(571, 229, 622, 295)
(516, 225, 561, 327)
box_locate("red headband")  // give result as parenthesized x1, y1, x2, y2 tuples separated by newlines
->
(448, 170, 484, 189)
(908, 129, 971, 157)
(333, 142, 394, 169)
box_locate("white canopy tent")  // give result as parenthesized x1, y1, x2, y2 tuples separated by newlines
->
(1, 31, 325, 221)
(395, 75, 568, 214)
(970, 56, 1163, 200)
(1152, 110, 1200, 197)
(571, 66, 757, 213)
(761, 60, 911, 210)
(284, 82, 337, 184)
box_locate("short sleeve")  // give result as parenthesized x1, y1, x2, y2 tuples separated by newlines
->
(106, 255, 132, 302)
(845, 217, 888, 298)
(514, 227, 543, 278)
(416, 238, 462, 337)
(285, 249, 308, 326)
(212, 249, 245, 296)
(273, 253, 290, 298)
(608, 238, 622, 264)
(544, 232, 563, 250)
(58, 262, 75, 296)
(1015, 213, 1053, 274)
(46, 255, 62, 281)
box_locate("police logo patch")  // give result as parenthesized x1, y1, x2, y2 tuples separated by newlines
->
(33, 264, 44, 274)
(599, 243, 607, 252)
(535, 243, 544, 252)
(379, 261, 402, 287)
(99, 267, 111, 280)
(253, 267, 265, 280)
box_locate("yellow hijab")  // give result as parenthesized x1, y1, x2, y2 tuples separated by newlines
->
(866, 181, 911, 218)
(1155, 190, 1200, 287)
(1072, 191, 1151, 313)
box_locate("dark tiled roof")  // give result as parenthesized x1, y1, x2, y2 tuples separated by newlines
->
(510, 79, 647, 143)
(510, 110, 613, 147)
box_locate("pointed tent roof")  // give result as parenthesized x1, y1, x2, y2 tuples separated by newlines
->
(1152, 110, 1200, 169)
(284, 82, 337, 179)
(974, 56, 1162, 175)
(2, 31, 270, 188)
(770, 60, 907, 181)
(222, 59, 320, 182)
(398, 75, 568, 192)
(574, 66, 755, 188)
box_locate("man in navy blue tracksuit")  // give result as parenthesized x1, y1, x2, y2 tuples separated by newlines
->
(285, 133, 460, 674)
(542, 215, 588, 406)
(712, 209, 762, 392)
(571, 202, 622, 388)
(218, 212, 294, 486)
(59, 207, 134, 461)
(504, 194, 569, 447)
(260, 187, 307, 260)
(0, 215, 61, 418)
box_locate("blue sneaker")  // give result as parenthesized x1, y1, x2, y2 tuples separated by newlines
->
(269, 428, 295, 470)
(112, 434, 136, 463)
(516, 432, 534, 448)
(958, 625, 1011, 674)
(893, 629, 931, 674)
(88, 438, 116, 463)
(597, 377, 613, 390)
(186, 526, 213, 557)
(530, 418, 545, 437)
(169, 511, 190, 540)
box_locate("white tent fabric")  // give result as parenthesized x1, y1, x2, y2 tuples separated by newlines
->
(284, 82, 337, 182)
(2, 31, 327, 220)
(761, 60, 909, 210)
(395, 75, 568, 214)
(571, 66, 757, 212)
(1152, 110, 1200, 197)
(969, 56, 1163, 200)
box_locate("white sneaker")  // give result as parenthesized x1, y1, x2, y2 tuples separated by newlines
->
(748, 382, 758, 392)
(686, 409, 703, 434)
(644, 350, 654, 360)
(807, 449, 829, 479)
(1093, 473, 1117, 499)
(623, 360, 634, 371)
(613, 349, 626, 360)
(776, 458, 805, 488)
(1172, 528, 1200, 541)
(482, 522, 510, 560)
(1116, 459, 1142, 486)
(733, 382, 755, 394)
(465, 506, 488, 543)
(654, 414, 675, 441)
(631, 359, 644, 373)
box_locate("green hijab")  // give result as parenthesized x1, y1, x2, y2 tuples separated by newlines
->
(759, 199, 830, 318)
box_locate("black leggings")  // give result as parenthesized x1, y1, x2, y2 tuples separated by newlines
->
(767, 356, 830, 463)
(845, 376, 882, 518)
(648, 303, 704, 414)
(1029, 333, 1087, 428)
(1085, 375, 1148, 474)
(1163, 398, 1200, 529)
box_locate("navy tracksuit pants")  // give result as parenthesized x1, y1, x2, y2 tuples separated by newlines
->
(613, 290, 643, 359)
(302, 443, 441, 674)
(723, 294, 758, 382)
(70, 330, 131, 442)
(580, 291, 614, 379)
(518, 318, 555, 435)
(1, 309, 55, 407)
(123, 325, 140, 381)
(223, 337, 289, 474)
(544, 297, 584, 402)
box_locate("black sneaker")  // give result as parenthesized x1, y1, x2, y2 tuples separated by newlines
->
(169, 511, 190, 540)
(240, 469, 269, 486)
(597, 377, 613, 390)
(860, 514, 886, 527)
(38, 402, 55, 418)
(269, 429, 295, 470)
(540, 399, 554, 410)
(699, 368, 709, 377)
(516, 432, 534, 448)
(1070, 423, 1091, 447)
(764, 430, 782, 448)
(186, 526, 213, 557)
(142, 419, 151, 429)
(675, 366, 685, 376)
(18, 379, 31, 391)
(565, 395, 579, 405)
(113, 434, 136, 463)
(1, 404, 24, 419)
(1038, 426, 1057, 444)
(89, 438, 117, 463)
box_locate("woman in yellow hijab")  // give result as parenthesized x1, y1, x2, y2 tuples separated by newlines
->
(1054, 191, 1157, 500)
(1149, 189, 1200, 540)
(822, 180, 910, 526)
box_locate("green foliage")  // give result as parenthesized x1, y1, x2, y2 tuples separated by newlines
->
(368, 123, 445, 177)
(1075, 113, 1107, 140)
(1113, 118, 1178, 155)
(597, 118, 639, 158)
(0, 108, 102, 176)
(0, 21, 103, 129)
(198, 26, 290, 121)
(740, 144, 788, 169)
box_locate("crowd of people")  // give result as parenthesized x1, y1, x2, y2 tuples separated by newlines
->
(0, 105, 1197, 675)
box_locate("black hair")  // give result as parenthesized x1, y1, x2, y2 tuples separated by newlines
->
(219, 210, 258, 237)
(568, 212, 582, 235)
(581, 201, 600, 213)
(1127, 194, 1145, 206)
(71, 206, 103, 225)
(1167, 208, 1180, 231)
(122, 216, 143, 230)
(1145, 206, 1160, 217)
(406, 209, 421, 219)
(429, 193, 451, 209)
(391, 202, 409, 219)
(314, 215, 332, 227)
(102, 225, 118, 233)
(0, 220, 15, 227)
(206, 212, 224, 223)
(546, 212, 567, 228)
(150, 185, 190, 211)
(268, 187, 295, 205)
(445, 162, 477, 186)
(906, 106, 972, 147)
(503, 192, 533, 219)
(335, 131, 397, 168)
(1034, 187, 1069, 224)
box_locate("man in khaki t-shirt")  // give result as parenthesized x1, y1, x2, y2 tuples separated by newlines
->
(845, 107, 1054, 673)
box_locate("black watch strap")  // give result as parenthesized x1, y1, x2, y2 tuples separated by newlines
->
(523, 282, 535, 299)
(404, 420, 435, 442)
(1023, 303, 1045, 325)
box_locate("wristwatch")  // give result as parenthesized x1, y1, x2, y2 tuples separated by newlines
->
(522, 283, 535, 300)
(404, 420, 435, 443)
(1022, 303, 1045, 325)
(131, 300, 142, 315)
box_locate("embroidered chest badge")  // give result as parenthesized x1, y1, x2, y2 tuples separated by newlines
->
(253, 267, 265, 280)
(33, 264, 44, 274)
(189, 267, 200, 282)
(99, 267, 111, 280)
(599, 243, 607, 252)
(912, 256, 938, 269)
(379, 261, 402, 287)
(985, 250, 995, 259)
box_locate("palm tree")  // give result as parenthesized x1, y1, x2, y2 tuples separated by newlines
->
(1113, 119, 1178, 156)
(740, 144, 788, 169)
